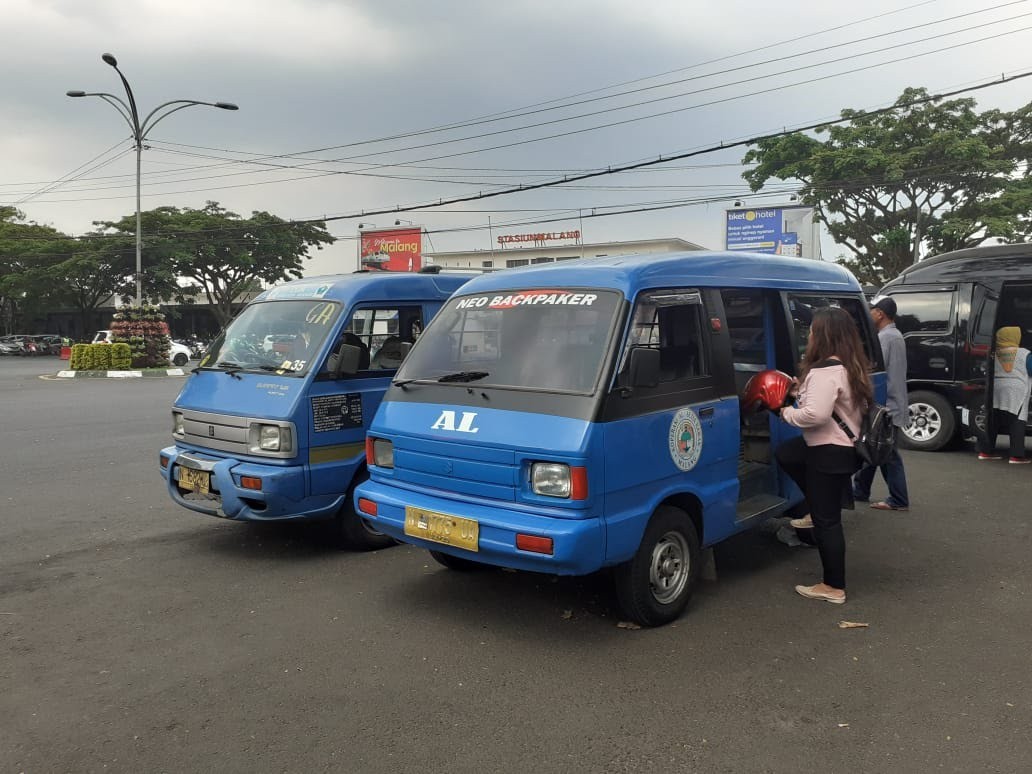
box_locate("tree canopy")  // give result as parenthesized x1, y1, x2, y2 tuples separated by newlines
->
(0, 207, 78, 334)
(742, 88, 1032, 285)
(1, 201, 334, 334)
(97, 202, 334, 326)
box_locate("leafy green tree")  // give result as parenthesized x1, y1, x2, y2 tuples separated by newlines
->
(46, 234, 133, 334)
(98, 202, 334, 326)
(742, 88, 1032, 285)
(0, 207, 76, 333)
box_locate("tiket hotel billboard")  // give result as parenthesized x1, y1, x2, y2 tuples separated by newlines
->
(724, 205, 820, 259)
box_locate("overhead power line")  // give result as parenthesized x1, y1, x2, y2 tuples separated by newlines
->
(306, 70, 1032, 224)
(10, 2, 1014, 201)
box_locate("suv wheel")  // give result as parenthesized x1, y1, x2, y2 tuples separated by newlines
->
(901, 390, 956, 451)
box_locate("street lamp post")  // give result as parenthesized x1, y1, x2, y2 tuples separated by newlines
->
(67, 53, 238, 306)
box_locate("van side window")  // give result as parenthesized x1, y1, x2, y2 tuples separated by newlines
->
(332, 305, 423, 374)
(788, 295, 877, 365)
(890, 292, 953, 334)
(621, 289, 709, 382)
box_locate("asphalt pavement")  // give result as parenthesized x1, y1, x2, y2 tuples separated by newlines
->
(1, 356, 1030, 773)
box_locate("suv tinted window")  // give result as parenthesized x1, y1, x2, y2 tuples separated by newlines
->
(890, 291, 953, 334)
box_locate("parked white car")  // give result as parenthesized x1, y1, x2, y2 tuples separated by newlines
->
(92, 330, 192, 367)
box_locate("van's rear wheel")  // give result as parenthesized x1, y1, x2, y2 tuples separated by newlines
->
(901, 390, 955, 451)
(614, 506, 700, 627)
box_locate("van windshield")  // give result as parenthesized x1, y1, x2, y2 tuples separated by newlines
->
(396, 289, 622, 393)
(202, 300, 341, 377)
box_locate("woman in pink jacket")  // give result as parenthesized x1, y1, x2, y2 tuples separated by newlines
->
(776, 307, 873, 605)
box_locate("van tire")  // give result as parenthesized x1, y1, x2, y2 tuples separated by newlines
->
(172, 352, 188, 367)
(901, 390, 956, 451)
(429, 550, 486, 571)
(335, 472, 396, 551)
(613, 506, 700, 627)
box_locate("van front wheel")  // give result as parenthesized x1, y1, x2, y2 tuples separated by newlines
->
(614, 506, 700, 627)
(335, 473, 396, 551)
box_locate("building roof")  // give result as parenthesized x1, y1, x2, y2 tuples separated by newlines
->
(426, 237, 707, 259)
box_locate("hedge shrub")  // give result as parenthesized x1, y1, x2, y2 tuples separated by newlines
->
(91, 343, 112, 370)
(69, 344, 93, 371)
(110, 343, 132, 370)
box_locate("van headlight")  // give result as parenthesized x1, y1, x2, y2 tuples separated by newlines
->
(172, 411, 184, 438)
(531, 462, 571, 498)
(248, 423, 293, 454)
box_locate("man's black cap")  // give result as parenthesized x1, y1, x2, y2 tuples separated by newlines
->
(870, 296, 897, 318)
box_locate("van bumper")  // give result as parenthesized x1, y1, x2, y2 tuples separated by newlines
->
(354, 479, 604, 575)
(159, 446, 345, 522)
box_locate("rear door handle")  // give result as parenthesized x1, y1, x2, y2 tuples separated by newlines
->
(699, 407, 715, 418)
(929, 358, 947, 369)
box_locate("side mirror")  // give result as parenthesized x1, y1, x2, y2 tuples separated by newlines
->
(622, 346, 660, 395)
(333, 343, 363, 378)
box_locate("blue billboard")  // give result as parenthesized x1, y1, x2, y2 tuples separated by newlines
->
(724, 206, 811, 256)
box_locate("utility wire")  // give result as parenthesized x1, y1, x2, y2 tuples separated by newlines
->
(145, 0, 961, 167)
(19, 25, 1032, 206)
(26, 1, 1003, 196)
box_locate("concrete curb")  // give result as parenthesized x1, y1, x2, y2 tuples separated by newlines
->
(52, 368, 187, 379)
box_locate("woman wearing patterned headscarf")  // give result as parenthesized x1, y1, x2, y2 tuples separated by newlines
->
(977, 326, 1032, 464)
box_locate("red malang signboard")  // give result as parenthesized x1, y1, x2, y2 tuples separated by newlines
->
(360, 227, 422, 272)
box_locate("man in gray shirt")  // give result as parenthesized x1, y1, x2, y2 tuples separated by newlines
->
(853, 296, 910, 511)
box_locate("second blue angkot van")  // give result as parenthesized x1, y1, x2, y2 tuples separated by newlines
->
(354, 252, 885, 624)
(159, 270, 472, 548)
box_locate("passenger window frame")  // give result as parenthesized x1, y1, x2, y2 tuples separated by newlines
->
(319, 303, 425, 380)
(784, 293, 883, 371)
(616, 288, 712, 387)
(885, 288, 956, 336)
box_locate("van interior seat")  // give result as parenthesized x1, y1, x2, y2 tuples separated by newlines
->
(370, 335, 407, 370)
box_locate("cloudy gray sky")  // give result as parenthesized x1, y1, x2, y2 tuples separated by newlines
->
(3, 0, 1031, 275)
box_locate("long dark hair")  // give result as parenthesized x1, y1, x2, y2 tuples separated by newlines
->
(799, 307, 873, 409)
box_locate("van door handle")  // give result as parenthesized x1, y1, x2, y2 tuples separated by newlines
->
(699, 407, 715, 418)
(929, 358, 947, 369)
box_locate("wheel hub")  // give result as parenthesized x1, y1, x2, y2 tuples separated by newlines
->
(649, 531, 690, 605)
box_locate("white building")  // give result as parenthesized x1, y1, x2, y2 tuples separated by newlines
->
(425, 236, 708, 272)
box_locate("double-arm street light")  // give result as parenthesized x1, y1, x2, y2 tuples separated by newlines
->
(67, 53, 238, 306)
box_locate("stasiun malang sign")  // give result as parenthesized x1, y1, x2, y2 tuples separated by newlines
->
(496, 230, 580, 246)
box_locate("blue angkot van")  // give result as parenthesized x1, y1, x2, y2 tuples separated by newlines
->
(158, 271, 472, 548)
(354, 252, 885, 623)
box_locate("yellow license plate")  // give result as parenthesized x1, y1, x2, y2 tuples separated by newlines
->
(180, 467, 210, 495)
(404, 506, 479, 552)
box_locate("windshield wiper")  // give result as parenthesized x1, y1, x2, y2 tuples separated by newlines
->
(215, 361, 244, 379)
(437, 370, 490, 383)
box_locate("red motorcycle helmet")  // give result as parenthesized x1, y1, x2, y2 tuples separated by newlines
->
(741, 369, 794, 413)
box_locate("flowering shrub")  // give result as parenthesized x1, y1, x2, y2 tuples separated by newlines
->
(111, 305, 171, 367)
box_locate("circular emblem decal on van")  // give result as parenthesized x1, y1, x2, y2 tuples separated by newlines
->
(668, 408, 704, 471)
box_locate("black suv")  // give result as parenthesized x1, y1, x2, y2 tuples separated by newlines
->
(879, 243, 1032, 451)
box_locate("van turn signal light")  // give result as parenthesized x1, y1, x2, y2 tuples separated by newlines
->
(241, 476, 262, 491)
